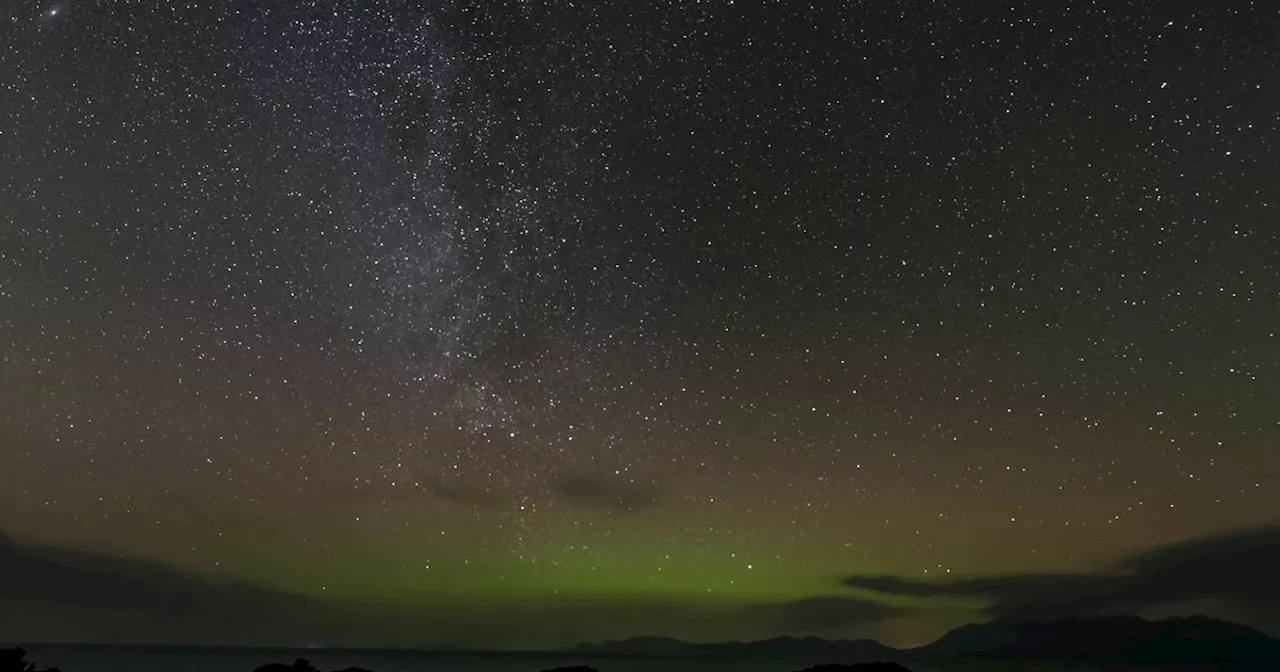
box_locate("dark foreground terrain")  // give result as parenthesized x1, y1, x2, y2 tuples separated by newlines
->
(7, 615, 1280, 672)
(5, 650, 921, 670)
(6, 645, 1279, 672)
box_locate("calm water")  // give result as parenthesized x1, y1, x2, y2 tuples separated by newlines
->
(12, 645, 1234, 672)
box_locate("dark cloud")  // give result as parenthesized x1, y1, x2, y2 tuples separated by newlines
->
(844, 524, 1280, 619)
(315, 471, 660, 513)
(306, 473, 508, 511)
(1116, 525, 1280, 608)
(0, 530, 304, 615)
(552, 475, 659, 513)
(844, 573, 1103, 609)
(747, 595, 899, 631)
(424, 478, 508, 510)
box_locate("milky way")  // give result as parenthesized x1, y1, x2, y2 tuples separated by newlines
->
(1, 0, 1278, 648)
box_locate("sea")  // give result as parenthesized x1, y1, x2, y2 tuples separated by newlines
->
(10, 644, 1244, 672)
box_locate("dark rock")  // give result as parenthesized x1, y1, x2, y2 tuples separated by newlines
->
(0, 648, 60, 672)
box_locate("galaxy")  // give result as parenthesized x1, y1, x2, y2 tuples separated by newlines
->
(1, 0, 1278, 651)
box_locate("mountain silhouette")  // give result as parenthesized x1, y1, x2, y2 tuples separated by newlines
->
(566, 635, 895, 659)
(916, 614, 1280, 663)
(700, 637, 896, 659)
(568, 616, 1280, 665)
(566, 636, 694, 655)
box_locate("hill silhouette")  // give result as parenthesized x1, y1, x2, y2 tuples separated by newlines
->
(917, 614, 1280, 663)
(564, 636, 693, 655)
(565, 634, 895, 659)
(8, 614, 1279, 671)
(565, 615, 1280, 665)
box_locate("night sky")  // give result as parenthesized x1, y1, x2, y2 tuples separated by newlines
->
(2, 0, 1278, 650)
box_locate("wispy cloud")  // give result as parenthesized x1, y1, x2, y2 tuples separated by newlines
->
(552, 475, 659, 512)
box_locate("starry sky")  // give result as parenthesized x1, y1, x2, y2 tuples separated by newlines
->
(1, 0, 1278, 651)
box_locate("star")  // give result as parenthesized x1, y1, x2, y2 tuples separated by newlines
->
(0, 0, 1277, 651)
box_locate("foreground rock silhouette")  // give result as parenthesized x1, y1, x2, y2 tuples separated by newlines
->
(247, 664, 602, 672)
(0, 652, 918, 672)
(0, 648, 59, 672)
(242, 663, 911, 672)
